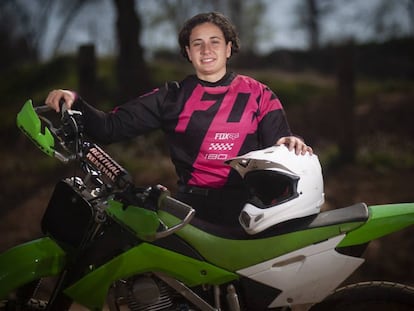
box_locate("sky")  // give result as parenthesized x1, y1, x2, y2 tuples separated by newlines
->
(36, 0, 413, 61)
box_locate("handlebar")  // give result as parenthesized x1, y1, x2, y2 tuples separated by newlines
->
(19, 99, 196, 240)
(18, 99, 133, 190)
(34, 105, 53, 114)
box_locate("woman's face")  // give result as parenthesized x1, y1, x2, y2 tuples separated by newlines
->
(186, 22, 232, 82)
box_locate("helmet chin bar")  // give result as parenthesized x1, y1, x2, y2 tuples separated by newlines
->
(227, 145, 325, 234)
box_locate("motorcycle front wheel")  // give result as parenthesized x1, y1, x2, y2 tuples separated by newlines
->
(0, 277, 78, 311)
(309, 281, 414, 311)
(0, 279, 49, 311)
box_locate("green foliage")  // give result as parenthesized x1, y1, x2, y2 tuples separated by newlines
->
(356, 79, 414, 100)
(95, 57, 117, 92)
(317, 144, 340, 169)
(271, 80, 331, 107)
(0, 56, 78, 129)
(1, 56, 78, 102)
(319, 134, 414, 174)
(149, 59, 193, 85)
(240, 70, 334, 107)
(357, 135, 414, 171)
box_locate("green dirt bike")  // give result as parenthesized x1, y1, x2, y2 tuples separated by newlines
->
(0, 99, 413, 311)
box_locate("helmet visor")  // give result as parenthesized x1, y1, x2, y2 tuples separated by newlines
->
(244, 170, 299, 208)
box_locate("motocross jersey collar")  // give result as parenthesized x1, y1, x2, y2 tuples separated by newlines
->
(195, 71, 236, 87)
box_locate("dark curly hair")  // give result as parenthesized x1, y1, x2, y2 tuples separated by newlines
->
(178, 12, 241, 62)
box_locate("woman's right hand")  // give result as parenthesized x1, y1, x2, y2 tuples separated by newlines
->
(45, 89, 76, 112)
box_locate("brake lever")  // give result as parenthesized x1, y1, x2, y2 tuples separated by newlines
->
(59, 98, 68, 115)
(34, 101, 83, 162)
(34, 106, 64, 143)
(59, 98, 82, 126)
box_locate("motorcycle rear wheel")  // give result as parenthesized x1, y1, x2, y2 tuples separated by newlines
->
(309, 281, 414, 311)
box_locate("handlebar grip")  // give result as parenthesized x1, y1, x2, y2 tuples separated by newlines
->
(34, 105, 53, 113)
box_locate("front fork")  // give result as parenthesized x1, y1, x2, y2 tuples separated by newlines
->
(44, 270, 74, 311)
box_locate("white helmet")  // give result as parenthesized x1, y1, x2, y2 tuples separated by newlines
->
(226, 145, 325, 234)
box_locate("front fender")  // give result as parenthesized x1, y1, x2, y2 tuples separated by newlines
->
(0, 237, 66, 299)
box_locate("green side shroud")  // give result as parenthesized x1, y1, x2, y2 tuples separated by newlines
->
(0, 237, 66, 299)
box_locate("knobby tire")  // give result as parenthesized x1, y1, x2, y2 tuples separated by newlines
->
(309, 281, 414, 311)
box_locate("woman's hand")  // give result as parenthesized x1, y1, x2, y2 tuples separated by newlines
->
(276, 136, 313, 155)
(45, 89, 76, 112)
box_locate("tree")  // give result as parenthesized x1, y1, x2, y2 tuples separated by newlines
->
(0, 0, 86, 62)
(225, 0, 266, 54)
(0, 0, 46, 68)
(294, 0, 333, 51)
(140, 0, 266, 55)
(336, 41, 356, 164)
(113, 0, 150, 102)
(50, 0, 90, 55)
(305, 0, 319, 50)
(370, 0, 414, 40)
(50, 0, 150, 101)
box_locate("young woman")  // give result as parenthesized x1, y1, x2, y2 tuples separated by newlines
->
(45, 12, 312, 226)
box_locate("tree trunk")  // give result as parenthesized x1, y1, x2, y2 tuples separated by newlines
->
(306, 0, 319, 51)
(78, 44, 97, 106)
(113, 0, 150, 103)
(336, 41, 356, 164)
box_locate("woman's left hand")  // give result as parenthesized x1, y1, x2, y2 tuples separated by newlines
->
(276, 136, 313, 155)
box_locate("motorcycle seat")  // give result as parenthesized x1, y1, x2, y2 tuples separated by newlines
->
(189, 202, 369, 240)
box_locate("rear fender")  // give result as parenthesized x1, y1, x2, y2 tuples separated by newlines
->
(0, 237, 66, 299)
(339, 203, 414, 247)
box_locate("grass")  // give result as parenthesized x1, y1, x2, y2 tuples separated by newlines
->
(237, 68, 335, 107)
(356, 78, 414, 98)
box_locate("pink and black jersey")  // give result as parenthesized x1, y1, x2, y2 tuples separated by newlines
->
(74, 72, 292, 189)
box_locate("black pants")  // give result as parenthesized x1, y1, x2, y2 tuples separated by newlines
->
(175, 185, 249, 227)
